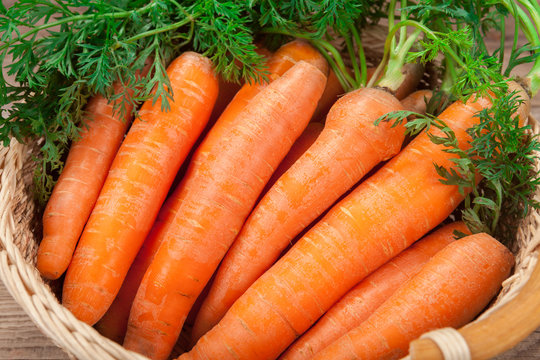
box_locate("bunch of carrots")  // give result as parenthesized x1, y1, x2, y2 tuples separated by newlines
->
(9, 0, 539, 359)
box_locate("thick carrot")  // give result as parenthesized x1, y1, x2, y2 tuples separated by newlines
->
(192, 86, 409, 341)
(37, 64, 150, 280)
(312, 67, 377, 122)
(62, 52, 219, 325)
(280, 221, 469, 360)
(312, 232, 514, 360)
(93, 41, 324, 344)
(123, 60, 327, 360)
(179, 94, 498, 360)
(263, 122, 324, 193)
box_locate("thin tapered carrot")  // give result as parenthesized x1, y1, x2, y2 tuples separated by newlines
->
(93, 41, 324, 344)
(123, 60, 327, 360)
(93, 76, 243, 344)
(62, 52, 219, 326)
(280, 221, 469, 360)
(312, 232, 514, 360)
(37, 64, 150, 280)
(179, 94, 501, 360)
(192, 85, 411, 341)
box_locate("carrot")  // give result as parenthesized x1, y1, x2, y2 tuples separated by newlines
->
(312, 232, 514, 360)
(263, 121, 324, 193)
(123, 60, 327, 360)
(392, 63, 425, 101)
(37, 63, 150, 280)
(311, 67, 376, 122)
(62, 52, 219, 325)
(280, 221, 469, 360)
(93, 41, 324, 344)
(93, 78, 244, 344)
(401, 89, 433, 115)
(191, 85, 412, 341)
(179, 94, 498, 360)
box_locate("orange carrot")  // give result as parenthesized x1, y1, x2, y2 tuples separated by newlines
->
(280, 221, 469, 360)
(37, 64, 150, 280)
(192, 86, 409, 341)
(62, 52, 219, 326)
(93, 41, 324, 345)
(263, 121, 324, 193)
(93, 76, 243, 344)
(401, 89, 433, 114)
(312, 67, 377, 122)
(123, 60, 327, 360)
(179, 94, 496, 360)
(312, 232, 514, 360)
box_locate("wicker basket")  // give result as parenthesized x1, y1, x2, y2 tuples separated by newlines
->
(0, 112, 539, 359)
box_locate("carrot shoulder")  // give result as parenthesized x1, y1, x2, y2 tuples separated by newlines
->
(38, 67, 149, 280)
(313, 233, 514, 360)
(180, 95, 494, 360)
(62, 52, 218, 326)
(123, 60, 327, 360)
(192, 86, 407, 341)
(280, 221, 469, 360)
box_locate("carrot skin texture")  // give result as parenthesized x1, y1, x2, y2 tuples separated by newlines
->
(38, 72, 149, 280)
(124, 61, 327, 360)
(280, 221, 469, 360)
(312, 233, 514, 360)
(93, 74, 242, 343)
(94, 41, 323, 344)
(263, 121, 324, 193)
(62, 52, 219, 326)
(192, 87, 407, 341)
(180, 95, 493, 360)
(94, 41, 325, 344)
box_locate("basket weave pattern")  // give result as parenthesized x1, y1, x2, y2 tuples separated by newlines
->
(0, 116, 539, 359)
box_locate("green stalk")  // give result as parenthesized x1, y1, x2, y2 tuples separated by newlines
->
(114, 16, 194, 49)
(441, 57, 458, 94)
(388, 0, 398, 56)
(0, 1, 157, 52)
(500, 0, 540, 95)
(349, 24, 368, 86)
(309, 41, 354, 92)
(377, 28, 421, 92)
(342, 33, 361, 89)
(260, 27, 357, 92)
(498, 15, 506, 68)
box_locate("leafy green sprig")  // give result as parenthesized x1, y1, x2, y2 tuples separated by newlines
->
(0, 0, 267, 201)
(377, 0, 540, 241)
(380, 88, 540, 243)
(255, 0, 387, 92)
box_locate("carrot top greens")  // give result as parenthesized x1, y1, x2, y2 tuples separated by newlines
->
(1, 0, 267, 201)
(1, 0, 540, 241)
(377, 0, 540, 242)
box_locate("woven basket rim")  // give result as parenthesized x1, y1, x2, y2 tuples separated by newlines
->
(0, 114, 538, 360)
